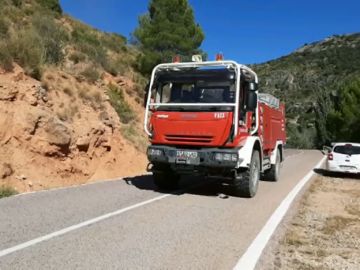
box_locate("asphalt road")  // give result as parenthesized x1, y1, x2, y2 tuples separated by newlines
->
(0, 149, 323, 269)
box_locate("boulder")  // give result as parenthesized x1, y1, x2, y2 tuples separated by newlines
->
(1, 163, 13, 179)
(76, 136, 91, 152)
(0, 85, 18, 101)
(44, 117, 71, 147)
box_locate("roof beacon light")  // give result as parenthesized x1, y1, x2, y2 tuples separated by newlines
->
(216, 53, 224, 61)
(173, 55, 181, 63)
(191, 54, 203, 62)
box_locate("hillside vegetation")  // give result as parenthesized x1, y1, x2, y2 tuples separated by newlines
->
(0, 0, 148, 193)
(254, 33, 360, 148)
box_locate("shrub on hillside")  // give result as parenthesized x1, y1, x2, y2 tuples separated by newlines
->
(100, 33, 127, 54)
(32, 15, 67, 65)
(69, 51, 86, 64)
(0, 186, 18, 199)
(80, 66, 100, 83)
(35, 0, 62, 14)
(11, 0, 22, 7)
(0, 42, 14, 72)
(9, 28, 44, 79)
(103, 57, 128, 76)
(107, 84, 136, 124)
(0, 17, 10, 38)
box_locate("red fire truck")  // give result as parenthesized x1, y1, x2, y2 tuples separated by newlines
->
(144, 57, 286, 197)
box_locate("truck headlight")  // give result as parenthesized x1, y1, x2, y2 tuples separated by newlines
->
(214, 153, 238, 162)
(148, 148, 163, 156)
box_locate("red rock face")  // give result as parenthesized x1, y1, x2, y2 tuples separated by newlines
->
(0, 65, 148, 193)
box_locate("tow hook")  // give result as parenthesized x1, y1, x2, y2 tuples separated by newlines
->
(146, 163, 154, 172)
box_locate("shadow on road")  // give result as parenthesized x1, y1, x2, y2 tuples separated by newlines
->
(314, 168, 360, 180)
(124, 174, 234, 198)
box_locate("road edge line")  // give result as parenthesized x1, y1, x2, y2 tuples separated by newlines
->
(0, 193, 170, 258)
(11, 173, 151, 198)
(233, 156, 326, 270)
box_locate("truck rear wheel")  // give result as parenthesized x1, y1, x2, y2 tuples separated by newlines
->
(233, 150, 260, 198)
(264, 150, 281, 182)
(153, 171, 180, 190)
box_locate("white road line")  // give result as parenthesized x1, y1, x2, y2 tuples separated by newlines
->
(233, 156, 326, 270)
(0, 193, 171, 258)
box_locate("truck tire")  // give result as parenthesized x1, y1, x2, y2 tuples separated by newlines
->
(233, 150, 260, 198)
(264, 150, 281, 182)
(153, 171, 179, 190)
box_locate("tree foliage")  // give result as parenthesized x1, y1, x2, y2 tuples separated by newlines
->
(35, 0, 62, 14)
(133, 0, 204, 74)
(254, 34, 360, 148)
(326, 77, 360, 143)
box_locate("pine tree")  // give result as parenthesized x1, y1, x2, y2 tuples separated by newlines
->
(327, 77, 360, 142)
(133, 0, 204, 74)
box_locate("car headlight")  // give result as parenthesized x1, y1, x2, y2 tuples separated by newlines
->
(148, 148, 163, 156)
(214, 153, 238, 162)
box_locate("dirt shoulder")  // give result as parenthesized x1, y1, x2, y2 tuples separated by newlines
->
(257, 174, 360, 270)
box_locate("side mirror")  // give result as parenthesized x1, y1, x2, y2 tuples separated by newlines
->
(246, 91, 257, 111)
(322, 146, 332, 155)
(143, 83, 150, 108)
(249, 82, 258, 91)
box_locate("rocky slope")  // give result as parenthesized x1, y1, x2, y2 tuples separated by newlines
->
(254, 33, 360, 148)
(0, 65, 148, 193)
(0, 0, 150, 193)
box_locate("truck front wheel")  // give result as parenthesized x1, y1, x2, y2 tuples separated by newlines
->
(233, 150, 260, 198)
(153, 171, 180, 190)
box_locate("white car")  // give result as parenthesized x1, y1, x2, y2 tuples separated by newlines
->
(326, 142, 360, 174)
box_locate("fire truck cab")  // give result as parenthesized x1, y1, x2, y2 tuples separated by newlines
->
(144, 59, 286, 197)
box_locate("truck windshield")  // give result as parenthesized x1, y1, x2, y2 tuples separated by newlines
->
(152, 71, 236, 111)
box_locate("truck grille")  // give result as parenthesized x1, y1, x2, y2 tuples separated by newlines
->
(165, 134, 214, 143)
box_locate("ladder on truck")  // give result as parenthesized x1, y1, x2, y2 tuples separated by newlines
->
(258, 93, 280, 109)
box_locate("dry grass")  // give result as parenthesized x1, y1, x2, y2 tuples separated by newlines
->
(80, 66, 100, 83)
(264, 176, 360, 270)
(345, 205, 360, 216)
(321, 216, 358, 235)
(63, 87, 74, 96)
(121, 125, 148, 152)
(56, 105, 79, 122)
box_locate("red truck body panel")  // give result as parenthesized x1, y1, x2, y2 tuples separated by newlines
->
(150, 100, 286, 151)
(150, 111, 233, 147)
(258, 103, 286, 153)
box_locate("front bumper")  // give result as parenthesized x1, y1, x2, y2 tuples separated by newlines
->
(147, 145, 242, 170)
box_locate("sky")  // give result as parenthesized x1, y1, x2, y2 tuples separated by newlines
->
(60, 0, 360, 64)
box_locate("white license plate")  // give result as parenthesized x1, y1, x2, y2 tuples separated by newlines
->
(176, 150, 198, 159)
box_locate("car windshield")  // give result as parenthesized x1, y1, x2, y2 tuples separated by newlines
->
(333, 145, 360, 155)
(150, 69, 237, 111)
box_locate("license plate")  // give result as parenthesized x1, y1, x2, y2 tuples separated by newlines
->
(176, 150, 198, 159)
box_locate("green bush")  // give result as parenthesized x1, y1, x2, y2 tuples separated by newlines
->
(76, 42, 109, 69)
(9, 28, 44, 79)
(0, 17, 10, 38)
(35, 0, 62, 14)
(80, 66, 100, 83)
(103, 57, 128, 76)
(0, 42, 14, 72)
(100, 33, 127, 53)
(32, 15, 67, 65)
(0, 186, 18, 199)
(107, 84, 136, 124)
(11, 0, 22, 7)
(69, 51, 86, 64)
